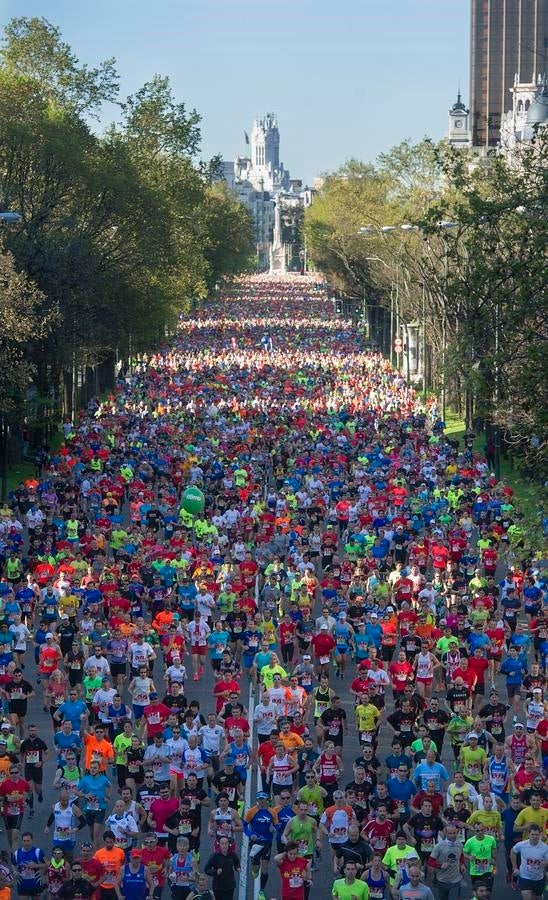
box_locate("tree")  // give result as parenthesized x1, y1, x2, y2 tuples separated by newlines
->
(0, 16, 118, 116)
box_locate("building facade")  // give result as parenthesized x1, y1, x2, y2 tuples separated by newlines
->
(470, 0, 548, 148)
(500, 72, 548, 152)
(220, 113, 313, 271)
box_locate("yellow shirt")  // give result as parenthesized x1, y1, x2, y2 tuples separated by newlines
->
(355, 703, 381, 733)
(514, 806, 548, 837)
(260, 664, 288, 689)
(466, 809, 501, 836)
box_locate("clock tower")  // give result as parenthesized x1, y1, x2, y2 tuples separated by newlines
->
(448, 91, 471, 148)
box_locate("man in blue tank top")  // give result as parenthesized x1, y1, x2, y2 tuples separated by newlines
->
(117, 851, 154, 900)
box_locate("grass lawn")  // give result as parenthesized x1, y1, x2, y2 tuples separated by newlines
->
(6, 428, 64, 495)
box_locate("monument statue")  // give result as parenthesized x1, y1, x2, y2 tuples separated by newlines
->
(269, 199, 286, 274)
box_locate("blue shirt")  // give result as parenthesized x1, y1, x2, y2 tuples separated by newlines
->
(387, 776, 417, 813)
(13, 847, 45, 887)
(244, 806, 276, 843)
(78, 772, 110, 810)
(413, 761, 449, 791)
(467, 632, 491, 654)
(500, 657, 527, 685)
(207, 631, 231, 659)
(56, 700, 88, 730)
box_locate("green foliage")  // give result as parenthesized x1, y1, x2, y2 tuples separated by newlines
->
(0, 242, 56, 415)
(0, 17, 253, 425)
(305, 134, 548, 476)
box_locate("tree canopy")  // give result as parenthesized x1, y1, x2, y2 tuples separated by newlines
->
(0, 17, 254, 429)
(304, 135, 548, 476)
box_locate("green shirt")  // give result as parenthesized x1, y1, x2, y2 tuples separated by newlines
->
(113, 733, 133, 765)
(285, 816, 316, 856)
(463, 834, 496, 875)
(332, 878, 370, 900)
(382, 845, 420, 884)
(83, 675, 102, 702)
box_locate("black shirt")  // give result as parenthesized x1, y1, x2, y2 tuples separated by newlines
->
(408, 812, 443, 854)
(20, 737, 48, 766)
(58, 879, 95, 899)
(319, 708, 347, 742)
(447, 686, 470, 712)
(337, 837, 372, 870)
(477, 701, 509, 738)
(204, 851, 240, 890)
(211, 772, 243, 809)
(387, 709, 417, 741)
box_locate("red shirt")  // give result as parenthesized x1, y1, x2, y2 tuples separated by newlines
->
(279, 622, 297, 646)
(311, 633, 336, 658)
(278, 856, 308, 900)
(413, 791, 444, 816)
(350, 676, 371, 696)
(223, 716, 250, 740)
(0, 777, 29, 814)
(431, 546, 449, 569)
(257, 741, 276, 773)
(468, 656, 489, 685)
(76, 856, 105, 886)
(452, 666, 478, 691)
(482, 549, 498, 570)
(389, 661, 414, 691)
(536, 719, 548, 756)
(486, 627, 505, 653)
(143, 702, 171, 737)
(139, 845, 170, 885)
(362, 817, 395, 853)
(213, 679, 240, 713)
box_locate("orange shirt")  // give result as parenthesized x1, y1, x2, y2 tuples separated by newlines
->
(93, 847, 125, 888)
(83, 733, 114, 772)
(0, 758, 10, 784)
(279, 731, 305, 753)
(415, 621, 434, 641)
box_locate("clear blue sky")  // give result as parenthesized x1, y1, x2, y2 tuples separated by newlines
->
(2, 0, 470, 185)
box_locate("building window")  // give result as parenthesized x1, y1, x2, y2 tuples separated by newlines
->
(517, 100, 523, 111)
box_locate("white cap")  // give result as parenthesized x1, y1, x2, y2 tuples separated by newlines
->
(320, 624, 328, 630)
(370, 612, 378, 619)
(45, 632, 53, 639)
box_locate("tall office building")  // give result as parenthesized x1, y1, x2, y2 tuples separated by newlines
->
(470, 0, 548, 148)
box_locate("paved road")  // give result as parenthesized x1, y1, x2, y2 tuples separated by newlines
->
(1, 278, 532, 900)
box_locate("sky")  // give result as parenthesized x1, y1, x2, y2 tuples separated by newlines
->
(2, 0, 470, 184)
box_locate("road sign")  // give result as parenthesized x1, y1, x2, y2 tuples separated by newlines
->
(394, 337, 403, 353)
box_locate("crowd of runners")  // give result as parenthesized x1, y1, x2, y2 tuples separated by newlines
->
(0, 274, 546, 900)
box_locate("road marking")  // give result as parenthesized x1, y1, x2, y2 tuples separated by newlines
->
(241, 630, 256, 899)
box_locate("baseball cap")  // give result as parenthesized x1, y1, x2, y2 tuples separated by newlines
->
(467, 733, 479, 740)
(45, 632, 53, 639)
(303, 654, 311, 660)
(320, 624, 328, 630)
(256, 791, 269, 800)
(130, 849, 141, 858)
(370, 612, 378, 619)
(225, 757, 236, 766)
